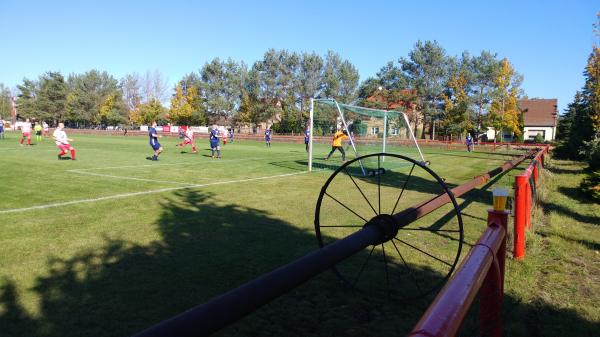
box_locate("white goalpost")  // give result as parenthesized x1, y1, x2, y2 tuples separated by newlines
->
(308, 98, 426, 173)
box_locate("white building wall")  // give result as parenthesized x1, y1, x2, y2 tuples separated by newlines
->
(524, 126, 555, 142)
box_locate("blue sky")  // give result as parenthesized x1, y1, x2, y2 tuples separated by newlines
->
(0, 0, 597, 113)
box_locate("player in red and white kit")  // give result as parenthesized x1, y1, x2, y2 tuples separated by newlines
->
(53, 123, 76, 160)
(178, 126, 197, 153)
(19, 118, 32, 146)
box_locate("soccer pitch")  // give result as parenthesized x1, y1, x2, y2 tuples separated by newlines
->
(0, 133, 525, 337)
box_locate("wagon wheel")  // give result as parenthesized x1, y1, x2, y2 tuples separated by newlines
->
(314, 153, 463, 301)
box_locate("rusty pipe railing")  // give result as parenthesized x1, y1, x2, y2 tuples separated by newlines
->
(408, 210, 509, 337)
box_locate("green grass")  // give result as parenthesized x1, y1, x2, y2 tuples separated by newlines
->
(0, 131, 596, 336)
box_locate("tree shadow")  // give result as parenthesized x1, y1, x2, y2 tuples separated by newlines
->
(557, 186, 597, 205)
(539, 200, 600, 227)
(1, 189, 598, 337)
(0, 189, 442, 337)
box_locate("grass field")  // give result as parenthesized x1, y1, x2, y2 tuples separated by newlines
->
(0, 131, 597, 336)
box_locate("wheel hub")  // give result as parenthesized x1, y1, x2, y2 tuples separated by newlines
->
(363, 214, 399, 245)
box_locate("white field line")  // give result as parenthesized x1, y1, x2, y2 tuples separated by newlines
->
(0, 171, 310, 214)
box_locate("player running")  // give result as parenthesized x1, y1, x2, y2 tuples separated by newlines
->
(53, 123, 76, 160)
(304, 126, 310, 152)
(264, 128, 272, 147)
(325, 128, 349, 162)
(177, 125, 186, 147)
(148, 121, 163, 161)
(43, 121, 49, 137)
(19, 118, 32, 146)
(209, 125, 221, 158)
(178, 125, 197, 153)
(0, 116, 5, 140)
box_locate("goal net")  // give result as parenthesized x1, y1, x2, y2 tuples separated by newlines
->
(308, 98, 425, 173)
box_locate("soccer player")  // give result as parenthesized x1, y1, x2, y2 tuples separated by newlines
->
(228, 128, 234, 143)
(264, 128, 272, 147)
(19, 118, 32, 146)
(53, 122, 76, 160)
(325, 128, 349, 162)
(179, 125, 197, 153)
(148, 121, 163, 161)
(466, 133, 473, 152)
(209, 124, 221, 158)
(42, 121, 49, 137)
(177, 125, 186, 148)
(0, 116, 5, 140)
(304, 126, 310, 152)
(222, 128, 228, 145)
(34, 122, 43, 142)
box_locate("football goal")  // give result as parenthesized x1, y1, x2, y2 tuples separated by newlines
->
(308, 98, 426, 173)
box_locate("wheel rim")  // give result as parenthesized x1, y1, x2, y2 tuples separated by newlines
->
(314, 153, 463, 301)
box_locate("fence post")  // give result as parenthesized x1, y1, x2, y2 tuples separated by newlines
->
(533, 160, 539, 184)
(514, 175, 527, 260)
(479, 210, 508, 337)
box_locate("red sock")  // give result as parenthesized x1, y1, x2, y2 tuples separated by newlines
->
(27, 138, 31, 145)
(20, 138, 23, 144)
(70, 149, 76, 159)
(192, 146, 196, 151)
(59, 151, 66, 156)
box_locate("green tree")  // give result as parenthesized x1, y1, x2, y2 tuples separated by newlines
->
(400, 40, 449, 139)
(98, 93, 126, 126)
(67, 70, 123, 126)
(471, 51, 501, 136)
(131, 99, 167, 125)
(322, 50, 359, 103)
(36, 72, 68, 123)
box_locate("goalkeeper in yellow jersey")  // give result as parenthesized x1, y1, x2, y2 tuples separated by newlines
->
(325, 128, 349, 162)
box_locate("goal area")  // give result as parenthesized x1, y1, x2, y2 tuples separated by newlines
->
(308, 98, 425, 173)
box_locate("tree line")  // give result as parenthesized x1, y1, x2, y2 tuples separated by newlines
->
(1, 40, 525, 140)
(554, 13, 599, 200)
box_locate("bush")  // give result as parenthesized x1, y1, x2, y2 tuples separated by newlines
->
(580, 136, 600, 170)
(533, 133, 544, 144)
(581, 170, 600, 202)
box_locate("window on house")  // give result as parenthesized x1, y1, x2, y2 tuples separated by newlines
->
(371, 127, 379, 135)
(391, 128, 399, 135)
(528, 130, 545, 140)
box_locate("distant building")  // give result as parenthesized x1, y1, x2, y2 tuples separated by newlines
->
(519, 98, 558, 142)
(485, 98, 558, 142)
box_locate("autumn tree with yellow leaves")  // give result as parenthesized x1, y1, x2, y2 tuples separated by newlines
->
(488, 58, 523, 141)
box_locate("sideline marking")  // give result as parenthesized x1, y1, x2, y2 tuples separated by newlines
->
(0, 171, 310, 214)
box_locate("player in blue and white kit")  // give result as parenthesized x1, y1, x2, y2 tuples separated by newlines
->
(264, 128, 272, 147)
(228, 128, 234, 143)
(148, 121, 163, 161)
(304, 127, 310, 152)
(210, 124, 221, 158)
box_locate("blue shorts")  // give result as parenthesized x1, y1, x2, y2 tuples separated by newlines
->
(210, 140, 219, 148)
(265, 137, 271, 142)
(150, 142, 161, 150)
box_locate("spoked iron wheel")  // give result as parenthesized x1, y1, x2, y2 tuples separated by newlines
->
(314, 153, 463, 301)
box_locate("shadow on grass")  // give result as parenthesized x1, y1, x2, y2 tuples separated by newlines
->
(539, 200, 600, 227)
(1, 189, 598, 337)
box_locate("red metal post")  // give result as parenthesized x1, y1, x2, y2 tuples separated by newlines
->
(479, 210, 508, 337)
(513, 175, 527, 260)
(524, 178, 530, 230)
